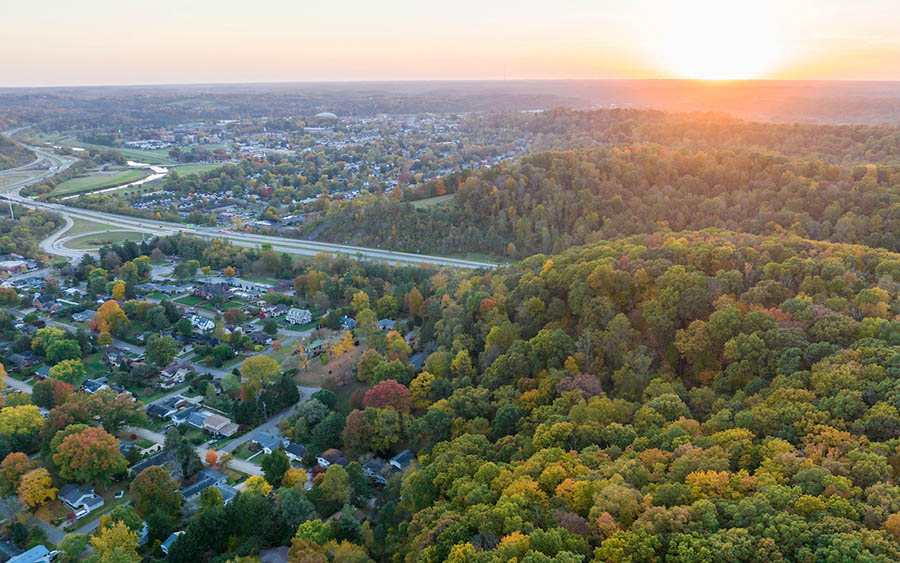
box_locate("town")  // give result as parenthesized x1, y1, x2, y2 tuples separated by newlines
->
(0, 235, 433, 562)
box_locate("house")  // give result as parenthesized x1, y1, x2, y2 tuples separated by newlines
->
(34, 366, 51, 379)
(252, 431, 288, 454)
(194, 283, 231, 300)
(187, 314, 215, 332)
(285, 442, 306, 463)
(147, 395, 187, 419)
(305, 339, 325, 357)
(58, 483, 104, 514)
(7, 352, 37, 371)
(31, 294, 60, 313)
(131, 451, 180, 479)
(286, 308, 312, 325)
(377, 319, 396, 331)
(390, 450, 416, 472)
(203, 413, 238, 437)
(409, 352, 427, 371)
(216, 483, 238, 505)
(160, 361, 192, 389)
(119, 440, 137, 456)
(104, 347, 127, 367)
(317, 448, 348, 468)
(171, 406, 199, 426)
(7, 545, 54, 563)
(161, 531, 184, 555)
(339, 316, 356, 330)
(62, 287, 81, 298)
(187, 409, 212, 429)
(263, 304, 290, 318)
(362, 457, 391, 485)
(249, 331, 273, 346)
(72, 310, 95, 323)
(82, 377, 110, 394)
(182, 468, 228, 501)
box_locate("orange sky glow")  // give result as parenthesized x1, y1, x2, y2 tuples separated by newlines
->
(3, 0, 900, 86)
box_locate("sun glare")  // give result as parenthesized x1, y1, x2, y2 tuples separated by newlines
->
(657, 0, 779, 80)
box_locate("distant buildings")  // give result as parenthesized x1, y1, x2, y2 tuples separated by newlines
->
(286, 308, 312, 325)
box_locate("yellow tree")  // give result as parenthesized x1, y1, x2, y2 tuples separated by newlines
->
(18, 468, 57, 508)
(95, 300, 129, 335)
(90, 521, 140, 562)
(224, 266, 236, 277)
(240, 356, 280, 399)
(283, 467, 308, 489)
(331, 331, 355, 359)
(111, 281, 125, 301)
(244, 475, 273, 496)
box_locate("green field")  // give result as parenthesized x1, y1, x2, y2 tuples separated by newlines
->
(65, 217, 121, 237)
(41, 135, 176, 164)
(66, 231, 147, 249)
(175, 295, 205, 306)
(51, 169, 150, 196)
(411, 194, 455, 208)
(173, 163, 224, 176)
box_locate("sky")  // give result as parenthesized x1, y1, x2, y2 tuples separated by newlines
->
(4, 0, 900, 86)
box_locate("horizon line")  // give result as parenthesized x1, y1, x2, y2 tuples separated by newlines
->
(4, 77, 900, 91)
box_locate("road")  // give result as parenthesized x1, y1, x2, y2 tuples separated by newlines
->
(0, 143, 498, 269)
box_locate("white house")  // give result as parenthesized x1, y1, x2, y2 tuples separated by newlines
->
(286, 308, 312, 325)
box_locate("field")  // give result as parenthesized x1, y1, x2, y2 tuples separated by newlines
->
(64, 217, 120, 238)
(174, 163, 224, 176)
(40, 135, 176, 164)
(66, 231, 147, 249)
(410, 194, 455, 208)
(51, 169, 150, 196)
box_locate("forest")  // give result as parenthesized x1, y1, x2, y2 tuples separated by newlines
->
(151, 227, 900, 562)
(313, 138, 900, 258)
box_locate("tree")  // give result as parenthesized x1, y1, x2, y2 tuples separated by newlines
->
(277, 487, 315, 531)
(244, 475, 273, 496)
(174, 317, 193, 338)
(407, 287, 424, 318)
(49, 359, 86, 384)
(317, 465, 351, 506)
(32, 379, 73, 409)
(146, 335, 178, 368)
(53, 427, 128, 484)
(111, 281, 126, 301)
(199, 486, 223, 511)
(0, 452, 36, 497)
(30, 327, 65, 356)
(283, 467, 308, 489)
(241, 355, 280, 398)
(130, 466, 182, 518)
(18, 468, 56, 509)
(90, 388, 147, 434)
(356, 308, 377, 343)
(205, 449, 218, 465)
(90, 520, 140, 563)
(264, 319, 278, 336)
(224, 266, 236, 277)
(0, 406, 44, 452)
(45, 339, 82, 364)
(363, 380, 411, 413)
(262, 449, 290, 488)
(95, 300, 129, 335)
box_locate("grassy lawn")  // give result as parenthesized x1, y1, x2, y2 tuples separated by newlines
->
(66, 231, 147, 250)
(143, 291, 169, 301)
(51, 169, 150, 197)
(447, 251, 503, 265)
(233, 442, 259, 461)
(49, 136, 176, 164)
(411, 194, 455, 208)
(174, 163, 224, 176)
(65, 217, 121, 237)
(83, 352, 110, 381)
(137, 383, 190, 404)
(266, 342, 295, 365)
(175, 295, 205, 306)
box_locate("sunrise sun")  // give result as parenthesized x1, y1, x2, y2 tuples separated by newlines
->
(657, 0, 780, 80)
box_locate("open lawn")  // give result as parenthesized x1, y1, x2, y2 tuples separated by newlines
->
(411, 194, 455, 208)
(64, 217, 120, 237)
(174, 163, 224, 176)
(46, 136, 176, 164)
(66, 231, 147, 250)
(51, 169, 150, 196)
(175, 295, 205, 306)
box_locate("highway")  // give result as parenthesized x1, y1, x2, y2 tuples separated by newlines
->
(0, 141, 498, 269)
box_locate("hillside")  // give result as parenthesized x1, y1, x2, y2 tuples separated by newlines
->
(0, 134, 34, 170)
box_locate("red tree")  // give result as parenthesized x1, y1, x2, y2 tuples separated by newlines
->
(363, 379, 411, 413)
